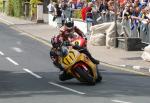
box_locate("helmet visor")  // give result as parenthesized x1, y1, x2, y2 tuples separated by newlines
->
(66, 23, 73, 27)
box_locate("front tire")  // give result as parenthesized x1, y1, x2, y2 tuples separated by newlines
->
(75, 67, 95, 85)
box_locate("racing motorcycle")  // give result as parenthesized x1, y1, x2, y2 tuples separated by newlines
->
(57, 36, 102, 85)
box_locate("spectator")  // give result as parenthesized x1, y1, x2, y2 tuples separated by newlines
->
(138, 7, 150, 32)
(122, 3, 130, 20)
(91, 0, 99, 24)
(118, 3, 125, 20)
(108, 0, 115, 12)
(118, 0, 127, 6)
(81, 3, 88, 21)
(47, 1, 55, 25)
(61, 3, 67, 25)
(145, 7, 150, 19)
(139, 1, 147, 10)
(86, 2, 93, 19)
(54, 3, 63, 28)
(133, 7, 141, 17)
(69, 1, 76, 9)
(133, 0, 141, 8)
(99, 0, 108, 13)
(76, 1, 83, 9)
(47, 1, 55, 13)
(65, 3, 73, 18)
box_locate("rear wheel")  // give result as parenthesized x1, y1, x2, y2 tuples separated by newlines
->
(75, 67, 95, 85)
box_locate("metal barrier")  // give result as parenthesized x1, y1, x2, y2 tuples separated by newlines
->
(72, 9, 150, 44)
(96, 11, 115, 24)
(140, 23, 150, 43)
(125, 20, 150, 44)
(96, 14, 150, 44)
(86, 11, 115, 34)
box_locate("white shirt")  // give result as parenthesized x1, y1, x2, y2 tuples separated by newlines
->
(47, 3, 54, 12)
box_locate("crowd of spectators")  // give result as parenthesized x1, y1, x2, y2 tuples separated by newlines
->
(80, 0, 150, 28)
(117, 0, 150, 37)
(75, 0, 150, 39)
(48, 0, 150, 37)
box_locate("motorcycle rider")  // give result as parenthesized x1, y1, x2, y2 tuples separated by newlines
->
(50, 18, 99, 81)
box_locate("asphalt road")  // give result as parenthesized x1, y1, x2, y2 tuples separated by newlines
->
(0, 22, 150, 103)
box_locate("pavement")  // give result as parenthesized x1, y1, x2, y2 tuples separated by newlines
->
(0, 13, 150, 74)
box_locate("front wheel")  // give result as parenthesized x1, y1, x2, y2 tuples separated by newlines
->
(75, 67, 95, 85)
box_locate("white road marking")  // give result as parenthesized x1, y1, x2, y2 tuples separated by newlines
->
(23, 68, 42, 79)
(119, 65, 126, 67)
(49, 82, 86, 95)
(0, 51, 4, 55)
(133, 66, 140, 70)
(112, 100, 132, 103)
(20, 32, 29, 35)
(6, 57, 19, 66)
(12, 47, 23, 53)
(0, 18, 14, 25)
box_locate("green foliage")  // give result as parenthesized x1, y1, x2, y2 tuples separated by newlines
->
(6, 0, 45, 17)
(7, 0, 14, 16)
(30, 0, 42, 4)
(73, 9, 82, 19)
(0, 0, 3, 11)
(7, 0, 23, 17)
(13, 0, 22, 17)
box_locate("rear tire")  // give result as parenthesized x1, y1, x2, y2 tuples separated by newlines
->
(75, 67, 95, 85)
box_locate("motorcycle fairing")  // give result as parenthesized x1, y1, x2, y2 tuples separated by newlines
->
(59, 48, 97, 79)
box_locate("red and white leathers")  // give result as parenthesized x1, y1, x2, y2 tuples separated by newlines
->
(57, 25, 86, 41)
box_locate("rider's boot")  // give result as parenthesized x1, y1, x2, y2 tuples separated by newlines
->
(53, 62, 74, 81)
(74, 46, 99, 64)
(53, 62, 64, 71)
(82, 49, 99, 64)
(89, 56, 99, 64)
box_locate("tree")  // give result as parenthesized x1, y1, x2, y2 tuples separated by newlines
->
(0, 0, 3, 12)
(13, 0, 22, 17)
(7, 0, 23, 17)
(7, 0, 14, 16)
